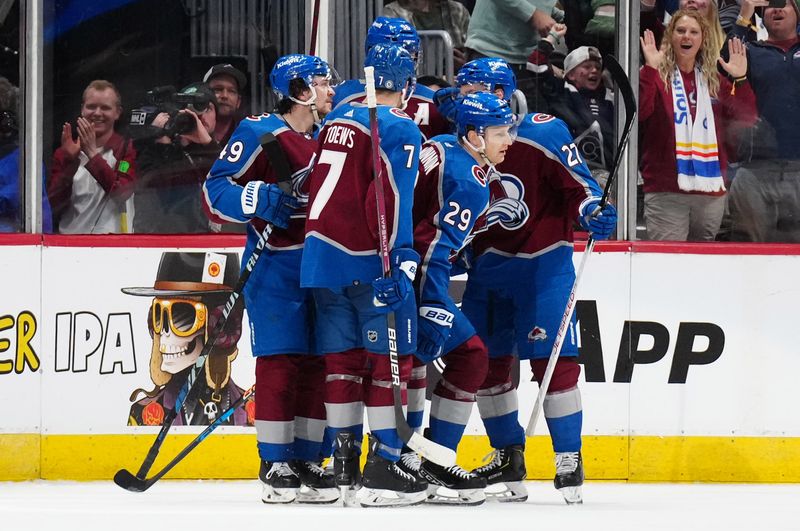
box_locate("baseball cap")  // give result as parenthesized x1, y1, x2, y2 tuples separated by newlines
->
(203, 64, 247, 90)
(563, 46, 603, 78)
(178, 82, 218, 112)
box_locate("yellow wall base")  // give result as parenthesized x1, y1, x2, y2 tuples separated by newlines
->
(2, 434, 799, 482)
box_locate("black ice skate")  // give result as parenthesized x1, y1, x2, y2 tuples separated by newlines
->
(420, 460, 487, 506)
(360, 435, 428, 508)
(333, 431, 362, 507)
(471, 444, 528, 502)
(259, 460, 300, 504)
(290, 460, 340, 504)
(554, 451, 584, 505)
(395, 449, 426, 484)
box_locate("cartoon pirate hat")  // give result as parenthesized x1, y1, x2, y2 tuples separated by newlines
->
(122, 252, 239, 297)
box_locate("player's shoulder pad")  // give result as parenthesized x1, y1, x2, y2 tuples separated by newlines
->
(382, 108, 421, 139)
(518, 113, 573, 147)
(388, 107, 413, 120)
(233, 113, 286, 138)
(428, 133, 458, 146)
(412, 84, 435, 103)
(332, 79, 366, 108)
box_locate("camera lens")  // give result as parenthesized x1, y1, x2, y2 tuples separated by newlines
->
(165, 112, 197, 136)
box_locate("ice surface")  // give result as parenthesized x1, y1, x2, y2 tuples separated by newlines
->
(1, 480, 798, 531)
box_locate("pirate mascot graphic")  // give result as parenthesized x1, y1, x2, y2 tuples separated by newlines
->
(124, 252, 253, 426)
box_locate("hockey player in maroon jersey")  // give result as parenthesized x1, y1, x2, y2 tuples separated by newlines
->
(332, 16, 451, 140)
(300, 44, 426, 508)
(405, 93, 517, 506)
(203, 54, 339, 504)
(464, 113, 617, 505)
(402, 57, 520, 453)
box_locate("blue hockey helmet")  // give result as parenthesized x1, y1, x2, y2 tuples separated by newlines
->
(456, 58, 517, 102)
(269, 54, 334, 101)
(364, 43, 416, 98)
(365, 16, 420, 61)
(455, 92, 517, 140)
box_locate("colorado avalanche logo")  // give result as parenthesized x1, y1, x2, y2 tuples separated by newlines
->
(532, 113, 555, 123)
(484, 173, 529, 231)
(471, 165, 488, 187)
(527, 326, 547, 342)
(390, 108, 411, 120)
(290, 153, 314, 213)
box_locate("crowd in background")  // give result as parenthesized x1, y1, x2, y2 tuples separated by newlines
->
(0, 0, 797, 242)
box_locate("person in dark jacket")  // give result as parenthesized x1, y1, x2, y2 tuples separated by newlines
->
(726, 0, 800, 241)
(133, 82, 221, 233)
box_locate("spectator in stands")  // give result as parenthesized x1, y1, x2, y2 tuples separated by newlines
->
(464, 0, 558, 79)
(203, 63, 246, 145)
(639, 10, 757, 241)
(726, 0, 800, 242)
(383, 0, 472, 68)
(49, 80, 135, 234)
(641, 0, 727, 58)
(0, 77, 52, 233)
(133, 82, 220, 234)
(560, 0, 617, 55)
(525, 33, 616, 183)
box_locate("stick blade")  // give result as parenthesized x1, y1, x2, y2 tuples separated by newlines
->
(406, 432, 457, 467)
(113, 469, 151, 493)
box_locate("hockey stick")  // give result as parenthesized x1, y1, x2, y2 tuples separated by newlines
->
(115, 384, 256, 492)
(309, 0, 321, 55)
(364, 66, 457, 467)
(525, 55, 636, 437)
(114, 133, 293, 489)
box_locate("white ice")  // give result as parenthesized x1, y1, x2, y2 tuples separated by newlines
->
(1, 480, 798, 531)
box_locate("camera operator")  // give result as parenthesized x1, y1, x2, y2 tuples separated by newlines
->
(133, 82, 221, 234)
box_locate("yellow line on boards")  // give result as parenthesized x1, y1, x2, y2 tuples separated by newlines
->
(2, 434, 799, 482)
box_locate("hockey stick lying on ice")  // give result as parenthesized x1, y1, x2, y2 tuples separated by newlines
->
(525, 55, 636, 437)
(114, 133, 294, 490)
(365, 66, 457, 467)
(114, 384, 256, 492)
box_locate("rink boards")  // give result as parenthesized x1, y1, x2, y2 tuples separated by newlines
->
(1, 235, 799, 482)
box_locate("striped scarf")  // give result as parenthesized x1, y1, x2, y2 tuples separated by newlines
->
(672, 67, 724, 192)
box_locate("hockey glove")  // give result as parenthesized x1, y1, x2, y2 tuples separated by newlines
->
(433, 86, 461, 124)
(372, 248, 420, 312)
(579, 198, 617, 240)
(241, 181, 298, 229)
(417, 302, 455, 362)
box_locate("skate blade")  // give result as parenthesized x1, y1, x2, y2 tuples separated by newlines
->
(340, 485, 361, 507)
(261, 485, 297, 504)
(296, 486, 340, 504)
(425, 485, 486, 506)
(359, 488, 427, 508)
(485, 481, 528, 503)
(559, 486, 583, 505)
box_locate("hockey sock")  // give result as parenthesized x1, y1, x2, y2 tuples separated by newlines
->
(429, 335, 488, 450)
(293, 355, 327, 461)
(256, 355, 300, 462)
(364, 352, 412, 461)
(531, 357, 583, 453)
(323, 349, 368, 456)
(477, 355, 525, 449)
(406, 357, 427, 433)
